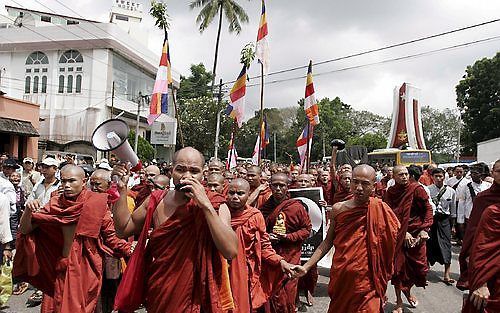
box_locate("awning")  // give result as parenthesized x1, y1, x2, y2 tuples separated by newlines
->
(0, 117, 39, 137)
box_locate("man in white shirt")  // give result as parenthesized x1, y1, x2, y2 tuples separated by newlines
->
(456, 165, 491, 238)
(427, 168, 456, 284)
(20, 157, 41, 195)
(27, 158, 60, 206)
(0, 192, 13, 263)
(446, 165, 469, 242)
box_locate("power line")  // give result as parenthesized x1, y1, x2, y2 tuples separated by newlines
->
(224, 17, 500, 85)
(244, 35, 500, 88)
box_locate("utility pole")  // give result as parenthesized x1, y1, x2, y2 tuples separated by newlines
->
(214, 79, 223, 159)
(110, 81, 115, 119)
(322, 131, 326, 159)
(134, 92, 142, 154)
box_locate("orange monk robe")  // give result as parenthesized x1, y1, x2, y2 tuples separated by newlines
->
(457, 182, 500, 291)
(250, 185, 273, 210)
(418, 171, 433, 186)
(229, 205, 284, 312)
(118, 190, 233, 313)
(462, 204, 500, 313)
(13, 190, 132, 313)
(264, 198, 312, 313)
(328, 197, 400, 312)
(384, 182, 433, 292)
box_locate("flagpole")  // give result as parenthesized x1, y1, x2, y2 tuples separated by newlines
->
(258, 61, 265, 166)
(305, 121, 312, 173)
(227, 121, 237, 169)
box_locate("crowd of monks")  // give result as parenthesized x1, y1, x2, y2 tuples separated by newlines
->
(8, 144, 499, 313)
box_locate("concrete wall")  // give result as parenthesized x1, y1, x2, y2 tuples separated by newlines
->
(0, 95, 40, 159)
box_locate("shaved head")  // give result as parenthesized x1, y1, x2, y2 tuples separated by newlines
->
(153, 175, 170, 189)
(91, 169, 111, 181)
(353, 164, 376, 183)
(145, 165, 161, 176)
(393, 165, 407, 175)
(61, 164, 85, 179)
(247, 165, 262, 175)
(207, 173, 225, 193)
(229, 178, 250, 192)
(492, 159, 500, 185)
(172, 147, 205, 166)
(60, 164, 86, 198)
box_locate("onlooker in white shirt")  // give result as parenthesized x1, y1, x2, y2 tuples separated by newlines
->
(28, 158, 60, 206)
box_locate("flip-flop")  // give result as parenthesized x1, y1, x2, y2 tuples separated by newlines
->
(443, 278, 456, 286)
(403, 291, 418, 308)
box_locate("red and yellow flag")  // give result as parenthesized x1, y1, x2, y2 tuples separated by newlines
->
(304, 60, 319, 126)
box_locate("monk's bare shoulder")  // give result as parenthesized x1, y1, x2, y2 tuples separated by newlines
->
(331, 201, 350, 220)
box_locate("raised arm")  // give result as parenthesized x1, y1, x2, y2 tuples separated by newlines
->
(111, 164, 148, 238)
(18, 199, 40, 235)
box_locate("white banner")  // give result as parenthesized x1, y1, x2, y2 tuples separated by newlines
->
(150, 120, 177, 145)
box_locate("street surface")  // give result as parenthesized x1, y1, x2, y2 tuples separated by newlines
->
(2, 246, 464, 313)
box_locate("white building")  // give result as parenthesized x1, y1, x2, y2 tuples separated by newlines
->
(0, 2, 179, 162)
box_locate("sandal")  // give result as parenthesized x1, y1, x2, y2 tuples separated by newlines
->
(26, 290, 43, 307)
(392, 305, 404, 313)
(443, 278, 456, 286)
(13, 282, 29, 295)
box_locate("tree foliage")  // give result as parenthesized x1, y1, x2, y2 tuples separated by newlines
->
(128, 130, 155, 161)
(420, 106, 460, 159)
(190, 0, 249, 34)
(456, 52, 500, 154)
(149, 0, 170, 31)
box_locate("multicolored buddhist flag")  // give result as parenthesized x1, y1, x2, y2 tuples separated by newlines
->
(225, 65, 247, 127)
(148, 35, 173, 125)
(251, 115, 270, 165)
(255, 0, 269, 74)
(296, 122, 313, 171)
(304, 60, 319, 126)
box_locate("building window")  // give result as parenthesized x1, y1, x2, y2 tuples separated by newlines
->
(25, 76, 31, 93)
(115, 15, 129, 21)
(41, 16, 51, 23)
(67, 20, 79, 25)
(58, 75, 64, 93)
(67, 75, 73, 93)
(25, 51, 49, 94)
(59, 50, 83, 94)
(75, 75, 82, 93)
(33, 76, 39, 93)
(42, 76, 47, 93)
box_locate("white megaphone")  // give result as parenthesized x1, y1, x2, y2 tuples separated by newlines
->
(91, 119, 142, 172)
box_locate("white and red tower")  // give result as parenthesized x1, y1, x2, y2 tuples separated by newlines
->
(387, 83, 426, 149)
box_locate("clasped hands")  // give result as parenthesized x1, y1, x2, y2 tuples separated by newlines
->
(405, 230, 429, 248)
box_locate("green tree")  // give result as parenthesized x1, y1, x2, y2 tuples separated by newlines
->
(190, 0, 249, 90)
(349, 133, 387, 152)
(456, 52, 500, 155)
(128, 130, 155, 161)
(420, 106, 460, 159)
(176, 63, 232, 156)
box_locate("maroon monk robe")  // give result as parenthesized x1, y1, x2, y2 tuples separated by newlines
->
(374, 177, 390, 199)
(462, 204, 500, 313)
(115, 190, 234, 313)
(13, 189, 131, 313)
(457, 182, 500, 291)
(128, 182, 153, 209)
(229, 205, 284, 312)
(263, 198, 312, 313)
(328, 197, 400, 312)
(317, 180, 332, 205)
(383, 182, 433, 292)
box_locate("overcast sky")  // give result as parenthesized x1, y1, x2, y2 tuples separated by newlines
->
(4, 0, 500, 120)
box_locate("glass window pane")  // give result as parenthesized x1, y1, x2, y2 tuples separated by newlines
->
(67, 75, 73, 93)
(42, 68, 48, 72)
(34, 68, 39, 73)
(75, 75, 82, 93)
(68, 67, 73, 72)
(58, 75, 64, 93)
(42, 76, 47, 93)
(25, 76, 31, 93)
(33, 76, 39, 93)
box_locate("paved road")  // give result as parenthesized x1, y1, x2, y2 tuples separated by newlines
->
(2, 247, 464, 313)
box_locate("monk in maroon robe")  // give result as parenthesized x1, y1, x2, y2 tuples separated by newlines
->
(128, 165, 160, 208)
(226, 178, 294, 312)
(261, 173, 312, 313)
(112, 147, 238, 313)
(457, 159, 500, 292)
(383, 165, 433, 313)
(247, 166, 272, 210)
(328, 145, 353, 205)
(461, 203, 500, 313)
(13, 165, 132, 313)
(293, 165, 400, 312)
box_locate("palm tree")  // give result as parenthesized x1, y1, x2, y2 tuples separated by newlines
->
(190, 0, 249, 92)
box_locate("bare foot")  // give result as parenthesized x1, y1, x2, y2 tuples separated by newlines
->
(306, 291, 314, 306)
(392, 304, 404, 313)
